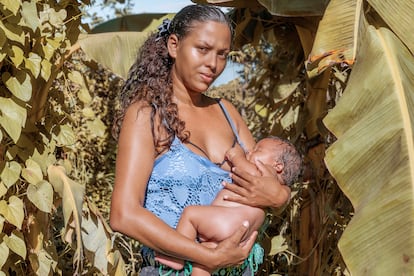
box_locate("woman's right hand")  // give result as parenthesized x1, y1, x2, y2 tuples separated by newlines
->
(206, 221, 258, 270)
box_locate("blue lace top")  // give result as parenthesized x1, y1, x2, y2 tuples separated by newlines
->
(143, 99, 243, 228)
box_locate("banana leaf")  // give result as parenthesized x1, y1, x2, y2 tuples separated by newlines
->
(306, 0, 362, 77)
(193, 0, 329, 16)
(76, 14, 174, 79)
(77, 32, 148, 79)
(367, 0, 414, 55)
(91, 13, 170, 33)
(323, 24, 414, 275)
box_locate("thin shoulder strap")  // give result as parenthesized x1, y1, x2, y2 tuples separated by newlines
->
(217, 99, 247, 151)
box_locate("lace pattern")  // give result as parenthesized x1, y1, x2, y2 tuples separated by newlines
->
(144, 137, 231, 228)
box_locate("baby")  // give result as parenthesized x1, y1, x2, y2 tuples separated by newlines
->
(156, 136, 302, 275)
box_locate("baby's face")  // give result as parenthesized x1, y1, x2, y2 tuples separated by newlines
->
(247, 138, 281, 166)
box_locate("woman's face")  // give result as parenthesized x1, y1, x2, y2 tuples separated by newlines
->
(169, 21, 231, 93)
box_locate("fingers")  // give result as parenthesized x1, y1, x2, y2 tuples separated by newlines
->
(241, 230, 258, 250)
(230, 167, 254, 185)
(230, 221, 250, 244)
(254, 160, 274, 176)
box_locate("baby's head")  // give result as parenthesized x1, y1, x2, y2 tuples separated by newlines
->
(247, 136, 302, 186)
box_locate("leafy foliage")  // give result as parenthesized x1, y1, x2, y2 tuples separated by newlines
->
(0, 0, 125, 274)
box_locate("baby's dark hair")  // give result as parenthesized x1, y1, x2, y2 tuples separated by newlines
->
(112, 5, 234, 153)
(268, 136, 302, 187)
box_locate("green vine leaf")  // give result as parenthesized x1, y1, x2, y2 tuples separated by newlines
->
(86, 118, 106, 137)
(0, 196, 24, 229)
(0, 161, 21, 188)
(0, 21, 25, 45)
(25, 52, 42, 78)
(0, 184, 7, 198)
(2, 71, 32, 102)
(10, 45, 24, 68)
(41, 59, 52, 81)
(0, 97, 27, 143)
(40, 7, 67, 28)
(21, 1, 40, 32)
(4, 230, 26, 259)
(47, 165, 85, 273)
(53, 124, 76, 147)
(69, 71, 91, 104)
(0, 215, 4, 233)
(2, 0, 21, 15)
(269, 235, 288, 256)
(27, 181, 53, 213)
(0, 241, 9, 269)
(28, 249, 58, 275)
(22, 159, 43, 185)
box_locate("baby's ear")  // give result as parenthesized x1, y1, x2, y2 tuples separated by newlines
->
(273, 161, 284, 174)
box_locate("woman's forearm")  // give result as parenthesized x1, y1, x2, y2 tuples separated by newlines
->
(109, 205, 254, 271)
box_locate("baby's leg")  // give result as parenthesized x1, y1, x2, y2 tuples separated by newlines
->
(178, 205, 264, 242)
(154, 205, 200, 270)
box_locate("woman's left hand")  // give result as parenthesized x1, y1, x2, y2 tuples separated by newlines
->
(222, 160, 291, 209)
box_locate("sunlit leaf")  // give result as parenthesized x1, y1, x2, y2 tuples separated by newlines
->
(22, 159, 43, 185)
(41, 59, 52, 81)
(0, 97, 27, 143)
(27, 181, 53, 213)
(42, 43, 55, 60)
(82, 203, 111, 273)
(0, 21, 25, 45)
(31, 146, 56, 175)
(306, 0, 363, 77)
(269, 235, 288, 255)
(25, 52, 42, 78)
(368, 0, 414, 55)
(324, 25, 414, 275)
(4, 230, 26, 259)
(2, 0, 21, 15)
(77, 32, 149, 79)
(10, 45, 24, 67)
(28, 249, 58, 275)
(68, 71, 92, 104)
(40, 7, 66, 27)
(0, 161, 21, 188)
(20, 1, 40, 31)
(53, 124, 76, 147)
(82, 107, 95, 118)
(0, 183, 7, 198)
(86, 118, 106, 137)
(47, 165, 85, 270)
(2, 71, 32, 101)
(0, 196, 24, 229)
(258, 0, 329, 16)
(0, 241, 9, 268)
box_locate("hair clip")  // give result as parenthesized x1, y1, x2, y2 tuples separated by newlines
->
(155, 18, 171, 41)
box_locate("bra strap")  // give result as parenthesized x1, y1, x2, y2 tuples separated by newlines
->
(217, 99, 247, 152)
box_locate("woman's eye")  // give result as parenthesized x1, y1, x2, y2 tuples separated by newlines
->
(218, 52, 227, 59)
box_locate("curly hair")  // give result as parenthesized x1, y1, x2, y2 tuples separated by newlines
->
(112, 5, 234, 153)
(268, 136, 303, 187)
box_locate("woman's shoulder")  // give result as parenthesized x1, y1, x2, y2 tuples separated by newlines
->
(124, 101, 152, 118)
(121, 101, 154, 131)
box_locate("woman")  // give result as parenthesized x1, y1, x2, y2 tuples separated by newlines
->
(110, 4, 290, 275)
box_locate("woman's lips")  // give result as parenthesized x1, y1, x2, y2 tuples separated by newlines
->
(200, 73, 214, 83)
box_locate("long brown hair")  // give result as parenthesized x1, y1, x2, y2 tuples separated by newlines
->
(112, 5, 234, 153)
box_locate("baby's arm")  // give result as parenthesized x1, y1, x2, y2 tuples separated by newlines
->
(226, 144, 260, 176)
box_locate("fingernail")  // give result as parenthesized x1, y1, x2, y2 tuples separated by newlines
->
(242, 221, 249, 227)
